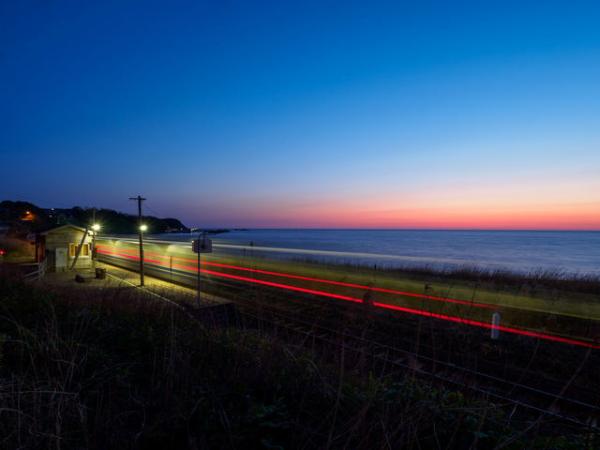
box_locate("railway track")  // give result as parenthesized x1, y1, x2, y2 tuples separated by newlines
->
(98, 257, 600, 433)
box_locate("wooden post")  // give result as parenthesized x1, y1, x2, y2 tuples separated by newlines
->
(70, 226, 89, 270)
(129, 195, 146, 286)
(491, 312, 501, 340)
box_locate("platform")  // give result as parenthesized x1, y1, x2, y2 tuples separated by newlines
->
(36, 262, 235, 323)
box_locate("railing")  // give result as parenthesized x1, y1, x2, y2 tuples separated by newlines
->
(22, 258, 47, 281)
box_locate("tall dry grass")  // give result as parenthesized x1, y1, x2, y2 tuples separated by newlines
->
(0, 272, 594, 449)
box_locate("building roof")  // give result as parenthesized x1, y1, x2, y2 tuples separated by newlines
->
(40, 224, 90, 235)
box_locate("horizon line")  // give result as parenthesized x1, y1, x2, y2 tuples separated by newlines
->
(189, 226, 600, 233)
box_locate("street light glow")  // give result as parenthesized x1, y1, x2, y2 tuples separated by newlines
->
(139, 224, 148, 232)
(91, 223, 101, 232)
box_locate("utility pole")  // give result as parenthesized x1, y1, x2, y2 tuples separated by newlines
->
(192, 231, 212, 308)
(197, 231, 202, 307)
(91, 208, 96, 269)
(129, 195, 146, 286)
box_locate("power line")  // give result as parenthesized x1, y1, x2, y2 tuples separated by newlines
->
(144, 203, 165, 218)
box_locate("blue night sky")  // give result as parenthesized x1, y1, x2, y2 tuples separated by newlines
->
(2, 1, 600, 228)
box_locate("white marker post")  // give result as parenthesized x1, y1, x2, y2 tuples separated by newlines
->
(491, 311, 501, 340)
(192, 232, 213, 308)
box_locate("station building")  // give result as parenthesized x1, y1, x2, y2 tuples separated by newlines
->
(38, 224, 94, 271)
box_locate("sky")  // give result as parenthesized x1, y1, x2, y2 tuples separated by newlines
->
(1, 0, 600, 229)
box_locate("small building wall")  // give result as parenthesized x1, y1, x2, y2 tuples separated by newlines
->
(44, 226, 93, 271)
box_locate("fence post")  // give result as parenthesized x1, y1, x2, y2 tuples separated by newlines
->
(491, 311, 501, 340)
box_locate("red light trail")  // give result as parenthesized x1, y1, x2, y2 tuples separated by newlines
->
(96, 245, 493, 309)
(204, 261, 494, 309)
(96, 246, 600, 349)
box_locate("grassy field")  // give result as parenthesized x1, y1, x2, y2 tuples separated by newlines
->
(206, 253, 600, 320)
(0, 271, 596, 449)
(197, 254, 600, 346)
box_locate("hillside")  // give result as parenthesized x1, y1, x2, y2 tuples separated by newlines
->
(0, 200, 189, 235)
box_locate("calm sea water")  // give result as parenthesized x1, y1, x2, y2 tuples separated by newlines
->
(153, 229, 600, 275)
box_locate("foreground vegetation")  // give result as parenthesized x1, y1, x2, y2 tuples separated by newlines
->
(1, 273, 595, 449)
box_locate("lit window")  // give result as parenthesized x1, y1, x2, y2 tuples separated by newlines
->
(69, 243, 90, 257)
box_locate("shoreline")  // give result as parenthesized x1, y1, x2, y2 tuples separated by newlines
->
(105, 231, 600, 280)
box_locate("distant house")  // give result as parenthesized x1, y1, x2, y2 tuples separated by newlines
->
(43, 208, 71, 225)
(39, 224, 94, 271)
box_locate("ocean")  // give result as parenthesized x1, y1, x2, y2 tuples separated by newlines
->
(150, 229, 600, 275)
